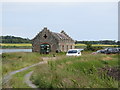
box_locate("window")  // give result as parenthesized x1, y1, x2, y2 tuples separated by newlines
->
(62, 45, 64, 51)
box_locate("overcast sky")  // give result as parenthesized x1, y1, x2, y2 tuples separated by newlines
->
(1, 2, 118, 41)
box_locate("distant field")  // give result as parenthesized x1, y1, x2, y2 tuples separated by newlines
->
(0, 43, 32, 49)
(2, 52, 42, 76)
(75, 44, 119, 47)
(0, 43, 119, 49)
(0, 43, 32, 46)
(0, 43, 118, 47)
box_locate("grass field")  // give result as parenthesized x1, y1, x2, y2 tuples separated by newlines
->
(31, 52, 119, 88)
(2, 52, 66, 88)
(75, 44, 119, 48)
(0, 43, 32, 46)
(3, 67, 34, 88)
(2, 51, 119, 88)
(0, 43, 119, 47)
(0, 43, 32, 49)
(75, 44, 119, 47)
(75, 44, 119, 49)
(2, 52, 43, 76)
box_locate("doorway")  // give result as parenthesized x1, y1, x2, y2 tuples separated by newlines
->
(40, 43, 50, 54)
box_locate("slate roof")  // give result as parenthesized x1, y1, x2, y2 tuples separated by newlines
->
(51, 31, 74, 41)
(33, 27, 74, 42)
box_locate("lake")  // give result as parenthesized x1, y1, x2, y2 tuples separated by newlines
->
(0, 49, 32, 54)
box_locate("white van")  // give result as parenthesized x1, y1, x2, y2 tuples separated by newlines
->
(66, 49, 83, 56)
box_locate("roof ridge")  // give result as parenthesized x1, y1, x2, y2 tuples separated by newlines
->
(51, 31, 74, 41)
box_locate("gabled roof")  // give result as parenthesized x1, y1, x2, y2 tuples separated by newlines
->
(51, 30, 74, 41)
(51, 32, 70, 40)
(33, 27, 74, 42)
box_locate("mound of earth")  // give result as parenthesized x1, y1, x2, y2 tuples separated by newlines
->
(98, 66, 120, 81)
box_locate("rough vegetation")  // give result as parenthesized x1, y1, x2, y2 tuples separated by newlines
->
(98, 66, 120, 81)
(2, 52, 42, 76)
(31, 52, 119, 88)
(2, 51, 119, 88)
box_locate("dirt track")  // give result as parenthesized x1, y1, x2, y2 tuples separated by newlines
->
(24, 71, 37, 88)
(2, 61, 47, 86)
(2, 57, 57, 88)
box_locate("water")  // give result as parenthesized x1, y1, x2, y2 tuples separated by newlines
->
(0, 49, 32, 54)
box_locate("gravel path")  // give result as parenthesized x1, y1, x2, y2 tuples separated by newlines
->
(24, 71, 37, 88)
(2, 57, 58, 88)
(24, 57, 58, 88)
(2, 61, 47, 86)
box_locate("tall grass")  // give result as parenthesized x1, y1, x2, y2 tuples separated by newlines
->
(2, 52, 43, 76)
(31, 53, 119, 88)
(3, 68, 33, 88)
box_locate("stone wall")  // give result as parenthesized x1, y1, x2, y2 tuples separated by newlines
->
(32, 28, 59, 53)
(32, 28, 75, 53)
(59, 42, 75, 52)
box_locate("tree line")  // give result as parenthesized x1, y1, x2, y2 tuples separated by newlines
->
(0, 36, 32, 43)
(0, 35, 119, 45)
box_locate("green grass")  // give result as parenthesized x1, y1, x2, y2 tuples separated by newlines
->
(2, 51, 119, 88)
(2, 67, 34, 88)
(2, 52, 43, 76)
(31, 52, 119, 88)
(40, 52, 66, 57)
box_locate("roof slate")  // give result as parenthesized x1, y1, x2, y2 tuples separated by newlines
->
(33, 27, 74, 42)
(51, 32, 74, 41)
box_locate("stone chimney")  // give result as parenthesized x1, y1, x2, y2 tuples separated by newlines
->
(43, 27, 47, 30)
(61, 30, 73, 41)
(61, 30, 66, 34)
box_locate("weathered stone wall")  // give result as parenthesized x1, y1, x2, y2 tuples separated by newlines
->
(59, 41, 75, 52)
(32, 28, 59, 53)
(32, 28, 75, 53)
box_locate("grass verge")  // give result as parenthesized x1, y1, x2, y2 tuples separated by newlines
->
(2, 67, 34, 88)
(31, 53, 119, 88)
(2, 52, 43, 76)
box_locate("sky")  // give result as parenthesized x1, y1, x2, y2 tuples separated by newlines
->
(1, 2, 118, 41)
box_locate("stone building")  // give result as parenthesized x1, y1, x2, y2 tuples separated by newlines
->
(32, 27, 75, 54)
